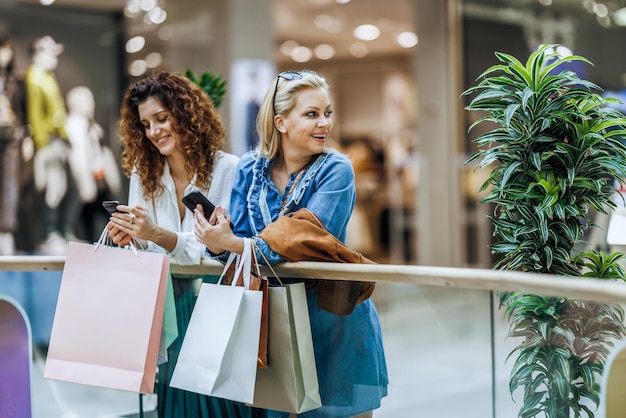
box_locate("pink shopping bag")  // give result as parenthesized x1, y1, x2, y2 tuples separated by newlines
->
(44, 240, 170, 394)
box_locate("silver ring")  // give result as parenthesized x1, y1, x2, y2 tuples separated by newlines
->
(129, 213, 135, 224)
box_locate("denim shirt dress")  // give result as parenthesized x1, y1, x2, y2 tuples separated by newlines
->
(229, 150, 389, 418)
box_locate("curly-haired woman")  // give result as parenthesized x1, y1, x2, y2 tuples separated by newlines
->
(107, 71, 265, 418)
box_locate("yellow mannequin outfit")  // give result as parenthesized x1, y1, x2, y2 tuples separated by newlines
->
(24, 65, 67, 149)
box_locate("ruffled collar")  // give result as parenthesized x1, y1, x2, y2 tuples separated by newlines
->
(246, 150, 331, 235)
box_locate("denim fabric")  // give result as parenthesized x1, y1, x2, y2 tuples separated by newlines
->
(230, 150, 356, 265)
(229, 150, 388, 417)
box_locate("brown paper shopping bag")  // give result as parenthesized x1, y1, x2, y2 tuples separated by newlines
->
(44, 240, 170, 394)
(250, 282, 322, 413)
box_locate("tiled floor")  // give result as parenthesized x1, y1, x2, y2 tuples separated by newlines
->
(6, 273, 524, 417)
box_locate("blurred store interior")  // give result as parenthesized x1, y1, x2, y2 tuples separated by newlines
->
(2, 1, 626, 416)
(1, 0, 625, 266)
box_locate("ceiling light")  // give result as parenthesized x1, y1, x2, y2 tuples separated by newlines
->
(336, 0, 350, 4)
(542, 45, 573, 58)
(314, 44, 335, 60)
(280, 40, 299, 57)
(126, 0, 166, 24)
(125, 1, 141, 17)
(555, 45, 573, 57)
(396, 32, 418, 48)
(141, 0, 157, 12)
(538, 0, 552, 5)
(326, 19, 343, 34)
(594, 3, 608, 18)
(125, 36, 146, 54)
(291, 46, 313, 63)
(40, 0, 55, 5)
(315, 14, 333, 30)
(353, 24, 380, 41)
(315, 14, 343, 34)
(349, 42, 368, 58)
(129, 59, 148, 77)
(148, 7, 167, 24)
(614, 8, 626, 26)
(145, 52, 162, 68)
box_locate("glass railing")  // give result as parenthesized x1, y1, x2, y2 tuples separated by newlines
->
(2, 258, 625, 418)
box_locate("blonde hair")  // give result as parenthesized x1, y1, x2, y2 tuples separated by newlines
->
(255, 70, 330, 159)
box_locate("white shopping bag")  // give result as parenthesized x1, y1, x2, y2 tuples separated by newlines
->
(170, 238, 263, 404)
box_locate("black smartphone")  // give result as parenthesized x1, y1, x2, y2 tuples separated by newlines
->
(102, 200, 124, 215)
(182, 190, 234, 230)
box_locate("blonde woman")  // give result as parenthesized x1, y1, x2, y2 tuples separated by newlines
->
(194, 70, 388, 418)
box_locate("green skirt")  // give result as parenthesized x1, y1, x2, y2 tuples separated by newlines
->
(156, 276, 266, 418)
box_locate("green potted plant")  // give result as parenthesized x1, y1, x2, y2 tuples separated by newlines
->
(185, 69, 227, 109)
(463, 44, 626, 417)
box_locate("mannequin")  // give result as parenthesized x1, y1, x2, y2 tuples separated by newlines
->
(65, 86, 121, 242)
(24, 35, 78, 254)
(0, 38, 26, 255)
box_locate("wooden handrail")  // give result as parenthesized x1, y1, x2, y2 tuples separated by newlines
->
(2, 255, 626, 305)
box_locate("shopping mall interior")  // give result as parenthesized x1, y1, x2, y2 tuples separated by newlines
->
(2, 0, 625, 266)
(2, 0, 626, 417)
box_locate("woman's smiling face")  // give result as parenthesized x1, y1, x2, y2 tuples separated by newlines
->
(279, 87, 333, 158)
(138, 96, 181, 157)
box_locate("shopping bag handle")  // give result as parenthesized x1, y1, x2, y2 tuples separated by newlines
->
(216, 238, 284, 287)
(217, 238, 253, 289)
(251, 239, 283, 286)
(95, 226, 138, 256)
(217, 250, 240, 285)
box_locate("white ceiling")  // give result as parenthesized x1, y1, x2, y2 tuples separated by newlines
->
(272, 0, 414, 61)
(6, 0, 617, 62)
(12, 0, 416, 61)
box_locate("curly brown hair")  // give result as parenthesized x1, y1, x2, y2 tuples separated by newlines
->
(119, 71, 226, 200)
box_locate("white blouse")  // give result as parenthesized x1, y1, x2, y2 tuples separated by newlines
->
(127, 150, 239, 265)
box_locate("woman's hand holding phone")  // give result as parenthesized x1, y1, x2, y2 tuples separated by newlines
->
(103, 201, 149, 248)
(182, 191, 234, 229)
(191, 204, 239, 255)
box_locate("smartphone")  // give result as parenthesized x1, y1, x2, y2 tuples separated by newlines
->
(102, 200, 124, 215)
(182, 190, 234, 229)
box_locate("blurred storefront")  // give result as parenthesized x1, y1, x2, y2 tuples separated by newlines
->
(0, 0, 625, 266)
(2, 1, 626, 417)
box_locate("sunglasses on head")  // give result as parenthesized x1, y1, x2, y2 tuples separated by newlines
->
(272, 71, 302, 115)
